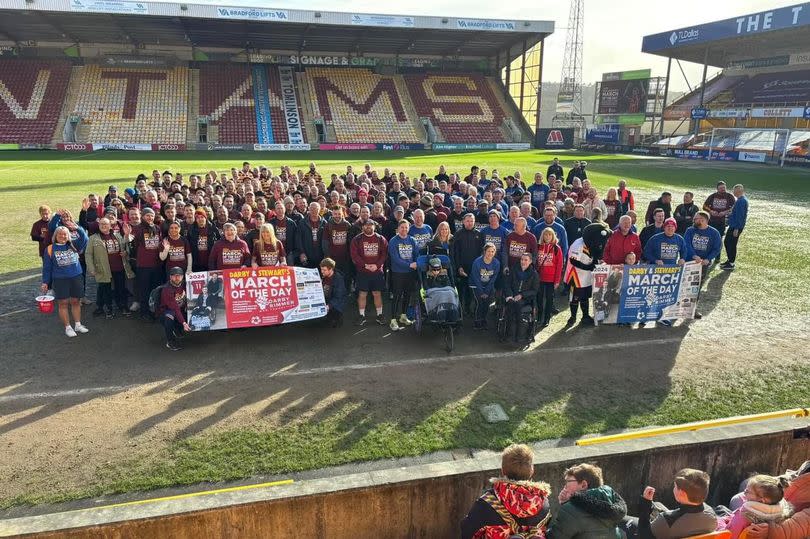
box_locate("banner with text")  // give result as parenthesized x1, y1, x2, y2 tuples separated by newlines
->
(277, 66, 305, 145)
(599, 70, 651, 115)
(592, 263, 702, 325)
(536, 128, 575, 149)
(186, 266, 326, 331)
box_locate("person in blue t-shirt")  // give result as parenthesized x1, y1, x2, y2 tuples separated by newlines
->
(481, 211, 509, 261)
(721, 184, 748, 271)
(683, 211, 722, 320)
(41, 215, 90, 338)
(470, 243, 501, 330)
(643, 218, 690, 266)
(527, 172, 550, 212)
(408, 209, 433, 255)
(388, 220, 419, 331)
(532, 207, 569, 258)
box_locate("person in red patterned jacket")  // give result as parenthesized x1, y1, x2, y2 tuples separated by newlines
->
(461, 443, 551, 539)
(350, 219, 388, 326)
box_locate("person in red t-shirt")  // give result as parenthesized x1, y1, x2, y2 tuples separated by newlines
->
(251, 223, 286, 267)
(350, 219, 388, 326)
(504, 218, 538, 274)
(159, 222, 192, 276)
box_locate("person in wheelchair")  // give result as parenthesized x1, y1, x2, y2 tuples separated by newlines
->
(424, 257, 460, 324)
(503, 252, 539, 344)
(190, 285, 217, 327)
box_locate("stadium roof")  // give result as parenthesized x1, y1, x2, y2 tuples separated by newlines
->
(0, 0, 553, 60)
(641, 2, 810, 67)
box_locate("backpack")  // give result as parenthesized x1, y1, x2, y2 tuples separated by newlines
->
(148, 284, 168, 315)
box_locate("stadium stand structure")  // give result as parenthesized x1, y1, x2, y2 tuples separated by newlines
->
(199, 64, 256, 144)
(305, 68, 422, 144)
(72, 64, 189, 144)
(0, 58, 71, 144)
(405, 73, 509, 143)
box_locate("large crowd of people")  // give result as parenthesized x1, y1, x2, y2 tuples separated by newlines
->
(461, 445, 809, 539)
(34, 159, 749, 349)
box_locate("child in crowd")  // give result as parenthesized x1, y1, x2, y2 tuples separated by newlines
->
(718, 474, 791, 539)
(625, 251, 637, 265)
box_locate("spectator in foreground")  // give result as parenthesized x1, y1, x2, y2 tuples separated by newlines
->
(546, 463, 627, 539)
(746, 460, 810, 539)
(624, 468, 716, 539)
(460, 443, 551, 539)
(717, 474, 790, 539)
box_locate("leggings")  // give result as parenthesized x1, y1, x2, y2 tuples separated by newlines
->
(137, 266, 161, 315)
(538, 282, 555, 322)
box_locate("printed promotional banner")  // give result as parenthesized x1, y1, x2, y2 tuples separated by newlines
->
(734, 70, 810, 104)
(455, 19, 516, 31)
(277, 66, 305, 145)
(253, 143, 311, 151)
(598, 76, 650, 115)
(216, 6, 288, 21)
(70, 0, 148, 14)
(350, 14, 415, 28)
(431, 143, 497, 151)
(592, 263, 702, 325)
(186, 266, 326, 331)
(586, 124, 620, 144)
(750, 107, 807, 118)
(536, 128, 575, 149)
(319, 143, 378, 150)
(738, 151, 767, 163)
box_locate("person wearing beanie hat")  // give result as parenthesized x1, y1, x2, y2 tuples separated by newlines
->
(104, 185, 123, 207)
(158, 266, 189, 351)
(130, 204, 163, 319)
(188, 206, 221, 272)
(643, 218, 691, 326)
(123, 188, 139, 210)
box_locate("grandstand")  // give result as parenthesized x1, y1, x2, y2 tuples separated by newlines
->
(0, 1, 552, 150)
(639, 3, 810, 166)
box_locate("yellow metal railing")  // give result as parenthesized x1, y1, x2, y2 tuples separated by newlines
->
(575, 408, 809, 447)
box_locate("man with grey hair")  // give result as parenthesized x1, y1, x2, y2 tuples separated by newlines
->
(603, 215, 642, 265)
(296, 202, 326, 268)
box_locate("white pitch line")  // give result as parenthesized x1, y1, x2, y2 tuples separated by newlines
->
(0, 338, 682, 404)
(0, 308, 30, 317)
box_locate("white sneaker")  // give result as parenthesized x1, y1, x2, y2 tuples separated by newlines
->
(80, 298, 92, 305)
(74, 323, 89, 334)
(129, 302, 140, 312)
(389, 319, 401, 331)
(398, 315, 413, 326)
(65, 325, 77, 338)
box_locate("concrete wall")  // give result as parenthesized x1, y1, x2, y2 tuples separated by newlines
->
(2, 417, 808, 539)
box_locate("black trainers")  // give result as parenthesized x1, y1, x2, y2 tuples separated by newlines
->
(92, 308, 105, 317)
(166, 340, 182, 351)
(565, 317, 576, 326)
(694, 312, 703, 319)
(375, 314, 385, 325)
(105, 310, 114, 320)
(720, 262, 735, 271)
(355, 315, 367, 327)
(580, 315, 595, 326)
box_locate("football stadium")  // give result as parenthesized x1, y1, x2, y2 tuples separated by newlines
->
(0, 0, 808, 537)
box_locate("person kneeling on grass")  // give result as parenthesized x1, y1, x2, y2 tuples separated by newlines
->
(158, 267, 190, 351)
(623, 468, 716, 539)
(319, 257, 347, 328)
(461, 443, 551, 539)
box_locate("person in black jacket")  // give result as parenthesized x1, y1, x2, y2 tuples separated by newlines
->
(644, 192, 672, 225)
(504, 253, 540, 344)
(450, 214, 482, 316)
(673, 192, 698, 235)
(296, 202, 325, 268)
(319, 258, 347, 328)
(461, 444, 551, 539)
(187, 209, 222, 272)
(270, 201, 298, 266)
(564, 205, 591, 246)
(547, 157, 564, 181)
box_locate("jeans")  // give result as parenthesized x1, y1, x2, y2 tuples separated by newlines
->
(161, 313, 182, 343)
(472, 288, 492, 324)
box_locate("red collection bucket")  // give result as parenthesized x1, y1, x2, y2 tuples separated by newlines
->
(36, 295, 55, 313)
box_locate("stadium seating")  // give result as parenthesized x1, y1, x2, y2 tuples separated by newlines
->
(0, 58, 71, 144)
(199, 64, 256, 144)
(404, 73, 507, 142)
(73, 64, 188, 143)
(305, 68, 421, 143)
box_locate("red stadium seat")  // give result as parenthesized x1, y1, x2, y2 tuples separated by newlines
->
(0, 59, 71, 144)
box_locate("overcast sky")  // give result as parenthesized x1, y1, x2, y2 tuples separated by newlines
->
(155, 0, 797, 91)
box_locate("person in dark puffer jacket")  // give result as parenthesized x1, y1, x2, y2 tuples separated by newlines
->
(547, 463, 627, 539)
(461, 444, 551, 539)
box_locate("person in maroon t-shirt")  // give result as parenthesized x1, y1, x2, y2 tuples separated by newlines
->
(350, 219, 388, 326)
(322, 206, 351, 277)
(31, 205, 52, 259)
(128, 207, 162, 318)
(159, 267, 190, 351)
(159, 222, 192, 276)
(208, 223, 251, 270)
(251, 223, 286, 267)
(504, 218, 538, 274)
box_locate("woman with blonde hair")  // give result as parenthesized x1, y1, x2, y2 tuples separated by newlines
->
(41, 222, 90, 337)
(427, 220, 453, 256)
(536, 227, 563, 327)
(252, 223, 286, 267)
(603, 188, 622, 229)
